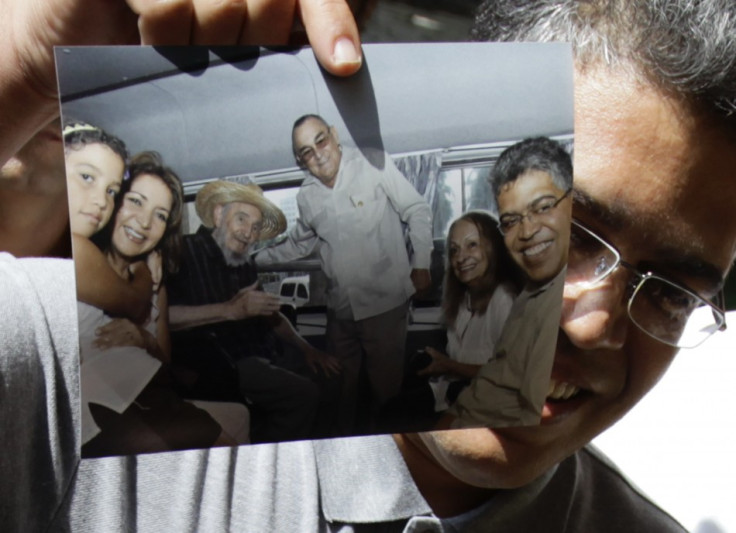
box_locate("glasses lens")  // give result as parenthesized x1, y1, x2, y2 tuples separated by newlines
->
(498, 216, 519, 234)
(530, 198, 557, 216)
(566, 222, 619, 285)
(628, 275, 722, 348)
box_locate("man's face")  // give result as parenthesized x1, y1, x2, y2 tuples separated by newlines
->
(497, 170, 571, 285)
(412, 67, 736, 490)
(213, 201, 263, 264)
(292, 118, 342, 188)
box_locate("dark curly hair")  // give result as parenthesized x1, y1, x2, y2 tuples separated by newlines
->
(62, 119, 128, 162)
(490, 137, 572, 199)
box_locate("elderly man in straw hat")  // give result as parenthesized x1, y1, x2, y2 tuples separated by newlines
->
(167, 180, 339, 443)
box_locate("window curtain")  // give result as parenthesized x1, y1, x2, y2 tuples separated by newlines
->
(393, 151, 443, 259)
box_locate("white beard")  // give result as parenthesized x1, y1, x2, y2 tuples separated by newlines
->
(213, 225, 250, 267)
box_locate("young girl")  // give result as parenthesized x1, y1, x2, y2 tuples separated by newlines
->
(64, 120, 153, 322)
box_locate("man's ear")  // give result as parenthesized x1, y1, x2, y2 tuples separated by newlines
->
(330, 126, 340, 145)
(213, 204, 224, 228)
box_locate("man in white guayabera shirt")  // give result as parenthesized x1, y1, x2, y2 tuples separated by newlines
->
(255, 114, 433, 433)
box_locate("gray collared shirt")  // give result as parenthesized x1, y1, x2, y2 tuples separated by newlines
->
(61, 435, 684, 531)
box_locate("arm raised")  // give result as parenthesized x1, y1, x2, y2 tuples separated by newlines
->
(73, 234, 152, 324)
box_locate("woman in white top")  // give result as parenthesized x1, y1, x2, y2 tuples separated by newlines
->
(381, 211, 519, 432)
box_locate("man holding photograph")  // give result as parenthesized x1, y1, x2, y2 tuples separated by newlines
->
(3, 0, 736, 531)
(69, 2, 735, 523)
(81, 2, 730, 530)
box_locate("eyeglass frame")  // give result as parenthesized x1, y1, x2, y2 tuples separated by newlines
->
(497, 187, 572, 235)
(567, 218, 727, 348)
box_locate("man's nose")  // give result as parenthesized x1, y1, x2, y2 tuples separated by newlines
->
(560, 268, 630, 351)
(517, 214, 541, 239)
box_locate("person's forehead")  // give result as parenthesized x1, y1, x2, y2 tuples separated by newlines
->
(226, 201, 262, 221)
(67, 145, 125, 187)
(497, 170, 562, 210)
(293, 118, 328, 147)
(450, 219, 480, 242)
(67, 142, 118, 163)
(574, 68, 736, 285)
(129, 174, 172, 204)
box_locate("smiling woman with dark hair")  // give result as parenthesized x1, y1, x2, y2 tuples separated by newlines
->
(92, 151, 184, 282)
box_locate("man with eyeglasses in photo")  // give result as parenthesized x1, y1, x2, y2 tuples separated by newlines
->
(447, 136, 572, 429)
(255, 114, 433, 434)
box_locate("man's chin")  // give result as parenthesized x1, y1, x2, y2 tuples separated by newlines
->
(411, 427, 562, 490)
(222, 246, 250, 267)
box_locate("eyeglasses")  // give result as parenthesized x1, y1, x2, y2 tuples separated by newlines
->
(567, 219, 727, 348)
(498, 188, 572, 235)
(297, 130, 332, 163)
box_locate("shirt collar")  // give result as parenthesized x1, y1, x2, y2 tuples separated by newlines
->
(524, 266, 567, 298)
(313, 435, 432, 523)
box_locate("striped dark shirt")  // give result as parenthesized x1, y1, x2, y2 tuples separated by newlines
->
(168, 226, 278, 379)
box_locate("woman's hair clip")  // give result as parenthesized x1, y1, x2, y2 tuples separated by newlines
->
(62, 122, 100, 137)
(123, 168, 131, 181)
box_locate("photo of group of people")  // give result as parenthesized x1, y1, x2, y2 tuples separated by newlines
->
(57, 43, 575, 457)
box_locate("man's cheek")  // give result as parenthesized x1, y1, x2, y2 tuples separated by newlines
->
(622, 336, 678, 407)
(509, 249, 524, 270)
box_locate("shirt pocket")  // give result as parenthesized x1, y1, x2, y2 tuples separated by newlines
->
(345, 192, 386, 236)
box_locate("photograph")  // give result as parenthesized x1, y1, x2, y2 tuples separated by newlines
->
(57, 42, 573, 456)
(4, 1, 736, 532)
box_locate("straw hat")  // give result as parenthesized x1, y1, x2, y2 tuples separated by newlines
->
(195, 180, 286, 240)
